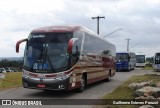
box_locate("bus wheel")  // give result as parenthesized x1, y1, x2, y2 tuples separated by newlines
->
(106, 73, 111, 82)
(128, 66, 131, 71)
(78, 75, 85, 92)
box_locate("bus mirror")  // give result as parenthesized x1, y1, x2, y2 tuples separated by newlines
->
(16, 39, 27, 53)
(67, 38, 78, 53)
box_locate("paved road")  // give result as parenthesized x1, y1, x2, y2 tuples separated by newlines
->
(0, 68, 154, 108)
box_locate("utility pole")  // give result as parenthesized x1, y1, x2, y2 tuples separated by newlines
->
(126, 38, 131, 52)
(92, 16, 105, 34)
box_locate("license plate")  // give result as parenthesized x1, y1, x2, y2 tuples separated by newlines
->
(37, 84, 45, 88)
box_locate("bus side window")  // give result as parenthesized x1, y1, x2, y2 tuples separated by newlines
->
(71, 31, 83, 66)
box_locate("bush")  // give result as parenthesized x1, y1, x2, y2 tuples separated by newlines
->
(145, 63, 153, 67)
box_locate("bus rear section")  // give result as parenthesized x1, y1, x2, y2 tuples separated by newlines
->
(16, 25, 116, 92)
(116, 52, 136, 71)
(153, 52, 160, 71)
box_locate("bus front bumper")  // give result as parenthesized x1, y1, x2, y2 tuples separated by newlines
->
(22, 76, 70, 91)
(116, 65, 129, 71)
(116, 67, 129, 71)
(154, 64, 160, 70)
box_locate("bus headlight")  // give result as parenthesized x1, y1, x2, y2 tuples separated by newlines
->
(22, 69, 29, 78)
(125, 63, 128, 67)
(56, 72, 69, 80)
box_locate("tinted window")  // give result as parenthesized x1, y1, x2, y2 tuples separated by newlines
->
(83, 33, 114, 56)
(70, 31, 83, 66)
(24, 33, 72, 73)
(116, 53, 129, 62)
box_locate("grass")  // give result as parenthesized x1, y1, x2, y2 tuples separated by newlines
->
(0, 72, 22, 90)
(143, 66, 154, 70)
(101, 74, 160, 108)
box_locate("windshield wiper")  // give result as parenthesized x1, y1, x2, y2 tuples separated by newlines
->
(45, 46, 55, 72)
(46, 54, 55, 72)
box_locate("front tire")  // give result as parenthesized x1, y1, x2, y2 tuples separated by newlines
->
(106, 73, 111, 82)
(128, 66, 131, 71)
(77, 75, 85, 92)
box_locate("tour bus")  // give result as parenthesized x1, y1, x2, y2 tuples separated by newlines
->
(116, 52, 136, 71)
(16, 25, 116, 92)
(153, 52, 160, 71)
(136, 55, 145, 67)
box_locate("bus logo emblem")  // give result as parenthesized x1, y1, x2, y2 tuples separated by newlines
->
(38, 74, 45, 82)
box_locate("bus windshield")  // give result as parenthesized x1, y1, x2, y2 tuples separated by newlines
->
(136, 55, 145, 63)
(155, 53, 160, 64)
(23, 33, 72, 73)
(116, 53, 129, 62)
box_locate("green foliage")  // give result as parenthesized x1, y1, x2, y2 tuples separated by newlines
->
(0, 59, 23, 68)
(143, 66, 153, 70)
(145, 63, 153, 67)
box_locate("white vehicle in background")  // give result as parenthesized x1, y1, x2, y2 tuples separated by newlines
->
(4, 68, 14, 72)
(136, 55, 145, 67)
(153, 52, 160, 71)
(0, 68, 7, 73)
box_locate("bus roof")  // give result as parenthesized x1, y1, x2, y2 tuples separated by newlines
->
(116, 52, 135, 54)
(136, 55, 145, 56)
(155, 52, 160, 56)
(155, 52, 160, 54)
(31, 25, 88, 33)
(31, 25, 115, 48)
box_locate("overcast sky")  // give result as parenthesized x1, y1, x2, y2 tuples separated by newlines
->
(0, 0, 160, 57)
